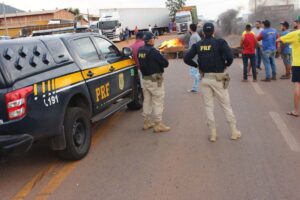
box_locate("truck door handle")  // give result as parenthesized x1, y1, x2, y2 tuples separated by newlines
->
(109, 66, 115, 72)
(87, 71, 94, 77)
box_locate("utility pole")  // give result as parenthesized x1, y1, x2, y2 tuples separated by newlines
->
(87, 8, 90, 26)
(254, 0, 257, 14)
(2, 2, 8, 35)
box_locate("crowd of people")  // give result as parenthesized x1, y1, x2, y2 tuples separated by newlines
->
(127, 15, 300, 142)
(240, 16, 300, 117)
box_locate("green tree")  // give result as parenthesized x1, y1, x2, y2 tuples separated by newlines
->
(67, 8, 82, 20)
(165, 0, 187, 19)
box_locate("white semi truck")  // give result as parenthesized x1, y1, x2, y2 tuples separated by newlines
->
(175, 6, 198, 34)
(98, 8, 170, 41)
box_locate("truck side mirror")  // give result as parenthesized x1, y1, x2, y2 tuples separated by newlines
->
(118, 23, 122, 27)
(122, 47, 133, 58)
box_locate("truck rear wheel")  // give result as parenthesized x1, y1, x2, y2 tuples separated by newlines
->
(57, 107, 91, 161)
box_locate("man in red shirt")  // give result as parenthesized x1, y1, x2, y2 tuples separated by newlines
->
(130, 32, 144, 86)
(241, 24, 257, 81)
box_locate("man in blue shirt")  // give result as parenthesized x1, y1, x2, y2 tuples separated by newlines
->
(279, 21, 292, 79)
(257, 20, 279, 81)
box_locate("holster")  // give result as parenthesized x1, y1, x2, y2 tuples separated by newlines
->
(143, 73, 164, 87)
(215, 73, 230, 89)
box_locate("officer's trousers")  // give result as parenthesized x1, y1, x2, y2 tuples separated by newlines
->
(201, 74, 237, 132)
(142, 79, 165, 122)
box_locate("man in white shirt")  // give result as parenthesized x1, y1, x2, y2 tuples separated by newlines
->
(187, 24, 201, 93)
(252, 21, 263, 70)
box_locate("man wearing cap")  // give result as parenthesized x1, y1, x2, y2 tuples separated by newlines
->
(277, 16, 300, 117)
(184, 23, 241, 142)
(138, 32, 171, 132)
(257, 20, 279, 82)
(279, 21, 292, 79)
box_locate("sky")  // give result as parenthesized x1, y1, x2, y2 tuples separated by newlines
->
(6, 0, 250, 20)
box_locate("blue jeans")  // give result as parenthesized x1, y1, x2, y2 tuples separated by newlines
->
(255, 46, 262, 69)
(190, 67, 200, 91)
(262, 50, 276, 79)
(242, 54, 256, 80)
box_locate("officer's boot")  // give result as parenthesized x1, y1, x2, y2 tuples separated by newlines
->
(209, 129, 217, 142)
(143, 117, 155, 130)
(153, 122, 171, 133)
(230, 124, 241, 140)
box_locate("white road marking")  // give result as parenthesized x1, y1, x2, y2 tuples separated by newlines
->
(251, 82, 264, 95)
(269, 111, 300, 152)
(240, 65, 264, 95)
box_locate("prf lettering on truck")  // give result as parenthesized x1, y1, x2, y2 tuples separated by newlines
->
(95, 83, 110, 102)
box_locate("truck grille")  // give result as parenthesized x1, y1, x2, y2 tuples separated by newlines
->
(104, 32, 115, 40)
(180, 23, 188, 32)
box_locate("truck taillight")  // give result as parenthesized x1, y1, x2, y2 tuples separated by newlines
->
(5, 86, 33, 120)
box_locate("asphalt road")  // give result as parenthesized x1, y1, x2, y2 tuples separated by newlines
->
(1, 35, 300, 200)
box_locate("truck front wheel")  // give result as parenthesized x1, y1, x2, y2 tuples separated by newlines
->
(57, 107, 91, 161)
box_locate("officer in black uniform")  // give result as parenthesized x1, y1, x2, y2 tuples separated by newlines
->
(184, 23, 241, 142)
(138, 32, 170, 133)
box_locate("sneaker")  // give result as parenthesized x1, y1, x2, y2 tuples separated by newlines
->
(280, 75, 291, 79)
(272, 75, 277, 81)
(253, 79, 258, 82)
(241, 79, 248, 82)
(187, 89, 198, 93)
(261, 78, 271, 82)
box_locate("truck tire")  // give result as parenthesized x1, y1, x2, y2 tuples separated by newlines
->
(57, 107, 91, 161)
(127, 81, 143, 110)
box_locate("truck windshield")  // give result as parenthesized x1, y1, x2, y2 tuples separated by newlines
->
(175, 15, 191, 23)
(98, 21, 118, 29)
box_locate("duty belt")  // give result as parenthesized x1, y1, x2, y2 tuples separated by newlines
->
(143, 73, 163, 82)
(203, 72, 230, 89)
(203, 72, 227, 79)
(143, 73, 164, 87)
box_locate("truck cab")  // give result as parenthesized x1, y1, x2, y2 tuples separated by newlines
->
(97, 12, 123, 42)
(175, 11, 193, 34)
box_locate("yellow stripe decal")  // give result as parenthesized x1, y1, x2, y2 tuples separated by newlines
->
(34, 59, 135, 94)
(82, 59, 135, 80)
(42, 82, 46, 94)
(47, 80, 51, 92)
(52, 79, 55, 91)
(55, 72, 84, 90)
(33, 84, 38, 96)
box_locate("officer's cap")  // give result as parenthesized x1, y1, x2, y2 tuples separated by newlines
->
(143, 31, 155, 42)
(203, 23, 214, 34)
